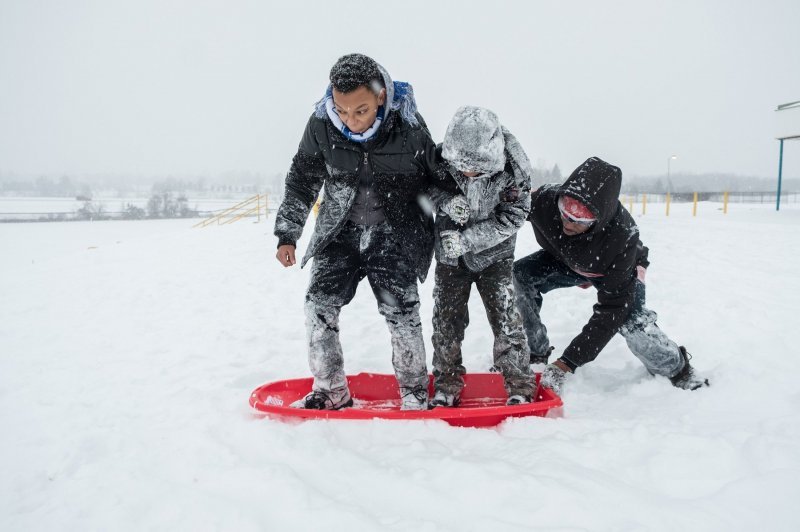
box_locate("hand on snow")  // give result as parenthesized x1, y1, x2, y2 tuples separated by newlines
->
(441, 230, 466, 259)
(540, 362, 569, 395)
(276, 244, 296, 267)
(442, 195, 470, 225)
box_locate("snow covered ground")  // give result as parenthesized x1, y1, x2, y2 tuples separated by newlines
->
(1, 201, 799, 531)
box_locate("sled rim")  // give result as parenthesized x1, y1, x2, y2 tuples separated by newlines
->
(249, 372, 563, 427)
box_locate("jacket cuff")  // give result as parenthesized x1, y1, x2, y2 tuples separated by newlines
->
(277, 237, 296, 248)
(557, 356, 579, 373)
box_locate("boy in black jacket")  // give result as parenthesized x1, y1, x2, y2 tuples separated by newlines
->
(513, 157, 709, 394)
(274, 54, 436, 410)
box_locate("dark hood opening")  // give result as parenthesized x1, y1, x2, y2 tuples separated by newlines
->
(558, 157, 622, 230)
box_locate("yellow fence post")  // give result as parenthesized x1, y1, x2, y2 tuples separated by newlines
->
(629, 195, 633, 213)
(313, 199, 321, 217)
(666, 193, 671, 217)
(257, 194, 261, 223)
(723, 191, 729, 214)
(642, 194, 647, 215)
(692, 192, 698, 217)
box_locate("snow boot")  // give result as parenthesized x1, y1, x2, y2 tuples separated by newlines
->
(531, 346, 554, 365)
(506, 394, 532, 405)
(669, 347, 709, 391)
(291, 388, 353, 410)
(400, 385, 429, 410)
(430, 389, 461, 408)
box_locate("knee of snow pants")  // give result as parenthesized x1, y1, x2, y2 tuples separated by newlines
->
(304, 299, 347, 392)
(617, 281, 683, 378)
(431, 262, 472, 393)
(513, 251, 587, 357)
(377, 288, 428, 391)
(476, 259, 533, 397)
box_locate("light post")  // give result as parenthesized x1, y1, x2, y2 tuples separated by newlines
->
(666, 155, 677, 217)
(667, 155, 677, 194)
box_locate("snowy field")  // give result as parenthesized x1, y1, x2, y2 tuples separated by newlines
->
(1, 201, 799, 531)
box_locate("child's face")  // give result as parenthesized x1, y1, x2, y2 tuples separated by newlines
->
(332, 86, 386, 134)
(462, 171, 480, 178)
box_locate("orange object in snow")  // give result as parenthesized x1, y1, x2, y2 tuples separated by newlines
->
(249, 372, 563, 428)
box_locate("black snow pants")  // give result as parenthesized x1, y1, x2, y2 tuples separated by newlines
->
(512, 250, 684, 377)
(305, 221, 428, 396)
(431, 258, 534, 398)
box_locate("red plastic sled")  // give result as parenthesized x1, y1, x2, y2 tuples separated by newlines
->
(250, 372, 563, 428)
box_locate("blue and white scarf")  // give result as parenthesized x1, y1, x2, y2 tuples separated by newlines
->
(314, 71, 420, 143)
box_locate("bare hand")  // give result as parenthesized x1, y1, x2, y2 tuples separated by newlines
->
(276, 244, 296, 267)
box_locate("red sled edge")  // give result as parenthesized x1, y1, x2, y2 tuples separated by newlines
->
(249, 372, 563, 428)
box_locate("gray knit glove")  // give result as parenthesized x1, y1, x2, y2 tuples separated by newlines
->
(442, 195, 470, 225)
(441, 230, 466, 259)
(540, 363, 567, 395)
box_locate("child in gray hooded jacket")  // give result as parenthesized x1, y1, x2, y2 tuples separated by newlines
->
(429, 106, 535, 406)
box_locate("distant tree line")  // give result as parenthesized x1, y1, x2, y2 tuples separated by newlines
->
(2, 168, 794, 203)
(71, 192, 197, 221)
(0, 172, 286, 198)
(534, 163, 563, 183)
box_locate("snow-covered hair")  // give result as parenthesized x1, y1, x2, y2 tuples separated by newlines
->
(441, 106, 506, 175)
(329, 53, 384, 94)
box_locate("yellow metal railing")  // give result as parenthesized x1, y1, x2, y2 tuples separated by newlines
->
(622, 191, 731, 217)
(193, 194, 268, 227)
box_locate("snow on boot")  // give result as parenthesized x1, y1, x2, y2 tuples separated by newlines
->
(540, 363, 567, 395)
(531, 346, 554, 365)
(291, 388, 353, 410)
(400, 385, 429, 410)
(669, 347, 709, 391)
(430, 389, 461, 408)
(506, 394, 532, 405)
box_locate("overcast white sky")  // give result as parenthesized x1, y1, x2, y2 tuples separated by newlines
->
(1, 0, 799, 180)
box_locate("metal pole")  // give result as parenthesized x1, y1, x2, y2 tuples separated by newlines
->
(777, 139, 784, 211)
(667, 158, 671, 215)
(666, 155, 676, 198)
(667, 157, 671, 188)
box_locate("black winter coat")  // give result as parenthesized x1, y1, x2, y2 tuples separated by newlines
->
(528, 157, 650, 368)
(274, 111, 437, 282)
